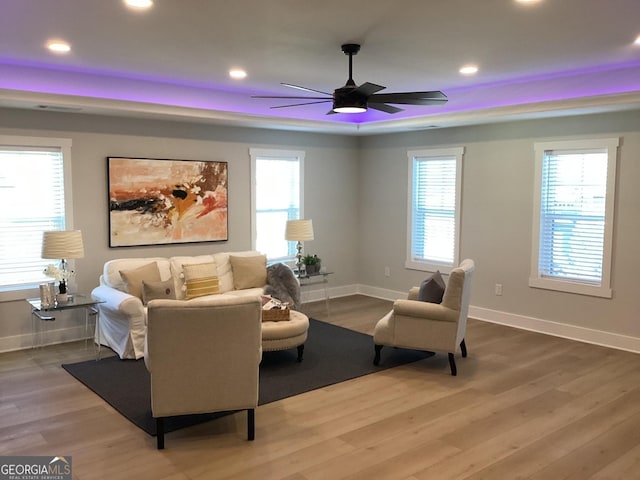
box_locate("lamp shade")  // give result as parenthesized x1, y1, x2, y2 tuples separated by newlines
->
(42, 230, 85, 259)
(285, 219, 314, 242)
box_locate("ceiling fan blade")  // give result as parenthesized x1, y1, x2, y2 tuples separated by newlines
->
(281, 83, 333, 96)
(368, 102, 404, 114)
(252, 95, 330, 100)
(352, 82, 386, 97)
(270, 100, 332, 109)
(371, 91, 448, 105)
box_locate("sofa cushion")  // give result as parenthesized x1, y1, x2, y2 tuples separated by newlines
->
(225, 287, 265, 298)
(142, 278, 176, 305)
(183, 262, 220, 299)
(418, 270, 446, 304)
(230, 254, 267, 289)
(119, 262, 161, 299)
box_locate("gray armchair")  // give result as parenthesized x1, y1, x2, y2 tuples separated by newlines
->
(144, 296, 262, 449)
(373, 259, 475, 376)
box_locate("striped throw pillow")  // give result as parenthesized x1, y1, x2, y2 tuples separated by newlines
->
(182, 262, 219, 299)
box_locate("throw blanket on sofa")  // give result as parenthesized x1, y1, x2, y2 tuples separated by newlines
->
(264, 263, 301, 310)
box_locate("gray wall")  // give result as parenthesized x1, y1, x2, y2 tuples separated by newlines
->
(1, 107, 639, 352)
(0, 108, 360, 350)
(358, 110, 640, 344)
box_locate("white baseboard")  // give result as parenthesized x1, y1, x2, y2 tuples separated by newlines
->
(356, 285, 640, 353)
(469, 306, 640, 354)
(300, 283, 362, 303)
(0, 324, 93, 353)
(357, 284, 406, 301)
(5, 285, 638, 355)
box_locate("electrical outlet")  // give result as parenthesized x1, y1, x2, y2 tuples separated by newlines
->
(495, 283, 503, 296)
(384, 266, 391, 277)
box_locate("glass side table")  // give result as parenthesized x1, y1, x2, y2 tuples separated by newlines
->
(26, 293, 105, 359)
(295, 270, 334, 314)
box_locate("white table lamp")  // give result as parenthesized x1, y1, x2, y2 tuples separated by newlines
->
(285, 219, 314, 276)
(42, 230, 85, 299)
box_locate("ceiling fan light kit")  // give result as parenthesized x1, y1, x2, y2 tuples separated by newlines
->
(333, 105, 367, 114)
(253, 43, 448, 115)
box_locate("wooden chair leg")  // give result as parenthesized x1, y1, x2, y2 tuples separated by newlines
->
(373, 344, 383, 365)
(156, 417, 165, 449)
(247, 408, 255, 441)
(448, 353, 457, 376)
(460, 338, 467, 358)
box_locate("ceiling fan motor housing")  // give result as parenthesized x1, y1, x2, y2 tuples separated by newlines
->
(333, 85, 367, 111)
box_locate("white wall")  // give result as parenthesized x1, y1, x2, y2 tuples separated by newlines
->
(0, 108, 360, 351)
(358, 110, 640, 351)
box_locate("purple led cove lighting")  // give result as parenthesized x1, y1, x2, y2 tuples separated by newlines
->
(1, 60, 639, 124)
(0, 57, 235, 92)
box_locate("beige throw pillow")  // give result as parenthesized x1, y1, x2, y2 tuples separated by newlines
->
(229, 254, 267, 289)
(183, 262, 219, 299)
(119, 262, 161, 299)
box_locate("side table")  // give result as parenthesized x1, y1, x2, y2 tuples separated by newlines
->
(296, 271, 334, 314)
(26, 294, 105, 359)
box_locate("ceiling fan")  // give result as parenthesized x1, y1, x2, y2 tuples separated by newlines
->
(252, 43, 448, 114)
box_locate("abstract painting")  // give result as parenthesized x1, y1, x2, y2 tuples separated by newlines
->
(108, 157, 228, 247)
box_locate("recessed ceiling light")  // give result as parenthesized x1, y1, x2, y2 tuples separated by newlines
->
(459, 65, 479, 75)
(634, 35, 640, 45)
(46, 40, 71, 53)
(124, 0, 153, 9)
(229, 69, 247, 80)
(515, 0, 542, 4)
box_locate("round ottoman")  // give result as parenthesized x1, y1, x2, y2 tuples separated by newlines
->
(261, 310, 309, 362)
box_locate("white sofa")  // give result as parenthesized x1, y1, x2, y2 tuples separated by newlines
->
(91, 251, 266, 359)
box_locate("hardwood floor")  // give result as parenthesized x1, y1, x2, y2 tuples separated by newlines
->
(2, 294, 640, 479)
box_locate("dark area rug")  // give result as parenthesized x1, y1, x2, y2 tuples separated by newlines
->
(62, 319, 432, 436)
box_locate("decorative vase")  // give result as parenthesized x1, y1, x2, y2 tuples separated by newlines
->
(40, 283, 54, 308)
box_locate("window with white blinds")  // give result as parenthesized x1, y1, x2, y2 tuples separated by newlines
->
(250, 148, 304, 261)
(0, 136, 73, 292)
(530, 138, 618, 297)
(406, 147, 463, 273)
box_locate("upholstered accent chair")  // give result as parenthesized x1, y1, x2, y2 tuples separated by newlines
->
(144, 296, 262, 449)
(373, 259, 475, 376)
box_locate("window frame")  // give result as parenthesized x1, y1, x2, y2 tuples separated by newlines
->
(0, 135, 75, 301)
(529, 137, 618, 298)
(405, 146, 464, 274)
(249, 148, 305, 262)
